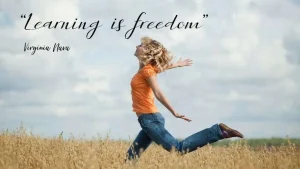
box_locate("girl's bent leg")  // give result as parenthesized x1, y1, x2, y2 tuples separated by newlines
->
(179, 124, 224, 154)
(142, 121, 223, 154)
(126, 130, 152, 160)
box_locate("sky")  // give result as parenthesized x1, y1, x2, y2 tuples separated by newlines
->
(0, 0, 299, 140)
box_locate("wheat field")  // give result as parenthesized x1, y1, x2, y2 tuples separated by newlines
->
(1, 126, 299, 169)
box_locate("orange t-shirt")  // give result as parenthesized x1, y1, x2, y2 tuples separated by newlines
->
(130, 64, 159, 113)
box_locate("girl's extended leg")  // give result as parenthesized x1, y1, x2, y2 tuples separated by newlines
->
(126, 129, 152, 160)
(139, 113, 231, 154)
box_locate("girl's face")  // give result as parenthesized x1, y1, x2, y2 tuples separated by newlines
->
(134, 43, 145, 58)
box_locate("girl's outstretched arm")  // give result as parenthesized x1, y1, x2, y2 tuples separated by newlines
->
(146, 75, 192, 122)
(167, 58, 193, 70)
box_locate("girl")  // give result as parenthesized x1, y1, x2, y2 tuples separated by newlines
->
(126, 36, 244, 161)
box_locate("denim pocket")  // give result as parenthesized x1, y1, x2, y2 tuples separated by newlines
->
(139, 116, 155, 130)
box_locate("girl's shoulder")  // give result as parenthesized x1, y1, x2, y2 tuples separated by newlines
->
(141, 64, 159, 78)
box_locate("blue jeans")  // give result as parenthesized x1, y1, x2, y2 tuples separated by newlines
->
(126, 112, 224, 160)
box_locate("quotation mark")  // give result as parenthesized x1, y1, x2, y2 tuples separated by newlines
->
(203, 14, 208, 18)
(21, 14, 26, 18)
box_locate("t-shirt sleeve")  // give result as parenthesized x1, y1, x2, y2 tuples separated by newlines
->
(142, 66, 157, 78)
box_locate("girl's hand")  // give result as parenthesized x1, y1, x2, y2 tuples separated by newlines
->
(173, 112, 192, 122)
(177, 58, 193, 67)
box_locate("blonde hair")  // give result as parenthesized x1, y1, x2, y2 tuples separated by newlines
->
(139, 36, 173, 73)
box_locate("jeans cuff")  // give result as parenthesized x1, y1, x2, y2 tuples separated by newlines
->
(214, 123, 224, 139)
